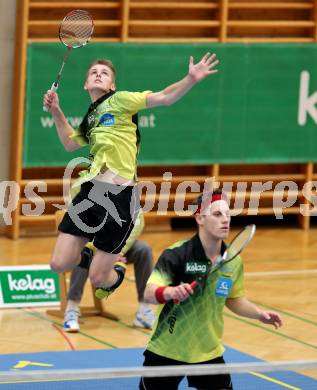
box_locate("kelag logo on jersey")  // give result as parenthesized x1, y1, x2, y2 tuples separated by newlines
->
(99, 113, 115, 126)
(185, 262, 207, 274)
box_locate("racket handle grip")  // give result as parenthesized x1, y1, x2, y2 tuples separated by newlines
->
(43, 83, 58, 112)
(190, 281, 198, 289)
(173, 281, 198, 304)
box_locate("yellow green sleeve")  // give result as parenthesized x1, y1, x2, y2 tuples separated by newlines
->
(147, 269, 172, 286)
(70, 129, 88, 146)
(111, 91, 152, 114)
(229, 260, 245, 298)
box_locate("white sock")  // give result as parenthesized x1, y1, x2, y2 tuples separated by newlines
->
(66, 300, 80, 312)
(138, 302, 150, 312)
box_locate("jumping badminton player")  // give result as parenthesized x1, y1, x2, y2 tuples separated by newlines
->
(43, 53, 219, 299)
(140, 190, 282, 390)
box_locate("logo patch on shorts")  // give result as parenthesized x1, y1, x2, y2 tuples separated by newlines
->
(99, 113, 115, 126)
(215, 277, 233, 297)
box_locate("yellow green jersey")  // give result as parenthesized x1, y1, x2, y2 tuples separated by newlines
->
(146, 234, 245, 363)
(71, 90, 151, 181)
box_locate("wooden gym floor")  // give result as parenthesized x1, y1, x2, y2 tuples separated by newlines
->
(0, 225, 317, 378)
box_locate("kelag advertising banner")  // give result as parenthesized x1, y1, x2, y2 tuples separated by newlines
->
(0, 266, 60, 307)
(24, 43, 317, 166)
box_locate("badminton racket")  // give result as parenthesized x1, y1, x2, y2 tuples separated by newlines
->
(43, 9, 94, 111)
(211, 224, 256, 272)
(173, 225, 256, 303)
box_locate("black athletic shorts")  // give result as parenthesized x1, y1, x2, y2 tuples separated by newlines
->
(59, 180, 139, 254)
(139, 350, 233, 390)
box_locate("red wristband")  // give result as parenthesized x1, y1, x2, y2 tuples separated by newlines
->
(155, 286, 167, 304)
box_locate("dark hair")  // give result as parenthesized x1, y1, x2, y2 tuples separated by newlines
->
(86, 59, 116, 81)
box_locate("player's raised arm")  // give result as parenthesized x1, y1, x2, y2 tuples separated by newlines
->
(146, 52, 219, 108)
(43, 89, 81, 152)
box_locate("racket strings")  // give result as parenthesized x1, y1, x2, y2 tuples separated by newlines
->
(60, 11, 93, 48)
(230, 232, 249, 254)
(225, 225, 255, 261)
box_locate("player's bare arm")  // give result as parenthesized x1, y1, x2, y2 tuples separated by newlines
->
(226, 297, 283, 329)
(43, 90, 81, 152)
(146, 52, 219, 108)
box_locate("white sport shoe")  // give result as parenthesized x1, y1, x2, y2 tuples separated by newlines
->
(63, 309, 80, 333)
(133, 306, 156, 329)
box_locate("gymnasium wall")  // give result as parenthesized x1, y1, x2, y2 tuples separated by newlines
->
(25, 43, 317, 167)
(0, 0, 16, 229)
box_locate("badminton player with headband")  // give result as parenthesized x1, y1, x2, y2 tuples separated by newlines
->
(43, 34, 221, 301)
(140, 190, 283, 390)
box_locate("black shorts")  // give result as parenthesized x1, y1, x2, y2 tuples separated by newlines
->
(139, 350, 233, 390)
(59, 180, 139, 254)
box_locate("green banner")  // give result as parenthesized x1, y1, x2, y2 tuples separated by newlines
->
(0, 266, 60, 307)
(24, 43, 317, 167)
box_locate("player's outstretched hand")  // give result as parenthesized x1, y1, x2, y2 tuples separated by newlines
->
(188, 52, 219, 83)
(258, 310, 283, 329)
